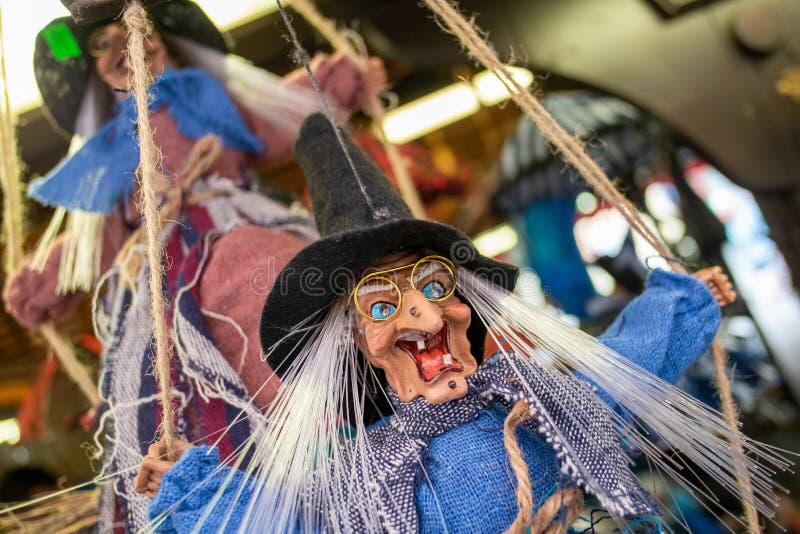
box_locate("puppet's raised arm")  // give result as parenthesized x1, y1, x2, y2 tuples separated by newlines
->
(3, 213, 129, 328)
(241, 52, 385, 163)
(598, 269, 721, 384)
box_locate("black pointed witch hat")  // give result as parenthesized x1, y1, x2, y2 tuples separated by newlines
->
(34, 0, 228, 137)
(260, 113, 518, 422)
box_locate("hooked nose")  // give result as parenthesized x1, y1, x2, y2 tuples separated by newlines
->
(397, 290, 443, 333)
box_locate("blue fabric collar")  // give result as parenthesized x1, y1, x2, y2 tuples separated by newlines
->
(28, 68, 264, 214)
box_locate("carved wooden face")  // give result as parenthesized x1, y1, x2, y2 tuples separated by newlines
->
(352, 252, 478, 404)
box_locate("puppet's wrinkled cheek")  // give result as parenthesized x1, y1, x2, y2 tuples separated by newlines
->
(364, 324, 397, 358)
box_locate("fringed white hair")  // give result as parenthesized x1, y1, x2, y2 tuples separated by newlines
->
(456, 268, 793, 530)
(149, 297, 400, 533)
(30, 206, 105, 293)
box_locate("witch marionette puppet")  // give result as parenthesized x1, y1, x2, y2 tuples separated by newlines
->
(135, 113, 787, 533)
(1, 2, 386, 531)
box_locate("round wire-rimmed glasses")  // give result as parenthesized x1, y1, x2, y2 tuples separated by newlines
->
(349, 255, 457, 322)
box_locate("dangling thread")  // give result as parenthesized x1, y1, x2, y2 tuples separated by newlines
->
(122, 1, 176, 455)
(0, 4, 100, 407)
(421, 1, 760, 530)
(287, 0, 427, 220)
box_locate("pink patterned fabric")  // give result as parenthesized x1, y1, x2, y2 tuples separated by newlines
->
(198, 226, 306, 409)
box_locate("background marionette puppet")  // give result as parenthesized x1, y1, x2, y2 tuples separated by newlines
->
(135, 114, 791, 533)
(1, 1, 386, 530)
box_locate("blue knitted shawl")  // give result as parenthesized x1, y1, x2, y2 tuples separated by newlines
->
(27, 68, 264, 214)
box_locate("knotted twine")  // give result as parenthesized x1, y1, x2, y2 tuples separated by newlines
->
(421, 0, 760, 531)
(503, 400, 584, 534)
(122, 0, 176, 455)
(288, 0, 427, 220)
(0, 4, 100, 407)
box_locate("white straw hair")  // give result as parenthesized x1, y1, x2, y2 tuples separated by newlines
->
(156, 298, 398, 533)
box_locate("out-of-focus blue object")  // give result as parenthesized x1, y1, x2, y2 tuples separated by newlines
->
(518, 199, 596, 317)
(495, 92, 661, 318)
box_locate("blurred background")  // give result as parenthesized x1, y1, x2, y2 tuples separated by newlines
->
(0, 0, 798, 531)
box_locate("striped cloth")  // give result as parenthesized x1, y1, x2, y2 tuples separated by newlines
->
(94, 176, 316, 532)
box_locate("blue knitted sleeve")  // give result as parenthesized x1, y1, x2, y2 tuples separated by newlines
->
(598, 269, 721, 384)
(148, 446, 256, 533)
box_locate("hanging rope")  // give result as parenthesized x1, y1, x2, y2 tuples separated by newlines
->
(288, 0, 427, 219)
(503, 400, 534, 533)
(420, 0, 760, 531)
(0, 4, 100, 407)
(503, 400, 584, 534)
(122, 0, 176, 454)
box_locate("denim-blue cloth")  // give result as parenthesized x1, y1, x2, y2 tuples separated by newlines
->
(27, 68, 263, 214)
(149, 269, 720, 532)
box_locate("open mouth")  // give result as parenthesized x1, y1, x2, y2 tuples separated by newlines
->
(396, 323, 463, 383)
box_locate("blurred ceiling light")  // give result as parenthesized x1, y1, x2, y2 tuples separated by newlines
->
(198, 0, 284, 30)
(382, 82, 480, 144)
(473, 223, 519, 258)
(472, 66, 534, 106)
(0, 0, 283, 113)
(0, 418, 20, 445)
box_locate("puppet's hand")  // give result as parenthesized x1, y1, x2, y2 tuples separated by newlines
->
(363, 56, 389, 102)
(693, 266, 736, 308)
(134, 439, 193, 498)
(2, 260, 82, 329)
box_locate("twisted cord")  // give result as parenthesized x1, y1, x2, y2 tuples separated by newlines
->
(503, 400, 534, 533)
(529, 487, 583, 534)
(123, 1, 176, 454)
(421, 0, 759, 531)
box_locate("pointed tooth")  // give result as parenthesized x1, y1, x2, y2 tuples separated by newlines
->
(443, 354, 452, 365)
(417, 339, 426, 351)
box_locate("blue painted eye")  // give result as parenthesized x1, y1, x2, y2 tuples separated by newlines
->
(370, 302, 397, 320)
(422, 281, 447, 300)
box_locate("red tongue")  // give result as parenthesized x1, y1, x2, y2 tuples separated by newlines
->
(397, 325, 462, 383)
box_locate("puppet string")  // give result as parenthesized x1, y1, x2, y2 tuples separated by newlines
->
(275, 0, 386, 221)
(503, 400, 534, 533)
(287, 0, 427, 219)
(123, 1, 176, 455)
(0, 4, 100, 407)
(421, 0, 760, 530)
